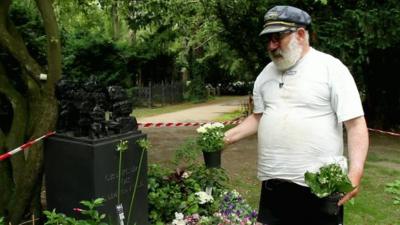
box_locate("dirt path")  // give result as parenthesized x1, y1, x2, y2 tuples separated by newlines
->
(137, 96, 248, 123)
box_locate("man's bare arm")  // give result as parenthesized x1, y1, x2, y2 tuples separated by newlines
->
(223, 113, 262, 144)
(339, 116, 369, 205)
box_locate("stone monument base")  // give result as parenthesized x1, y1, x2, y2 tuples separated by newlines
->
(44, 131, 148, 225)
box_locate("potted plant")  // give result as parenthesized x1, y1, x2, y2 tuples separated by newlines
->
(196, 122, 225, 168)
(304, 163, 354, 215)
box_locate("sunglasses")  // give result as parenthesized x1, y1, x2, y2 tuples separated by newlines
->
(265, 28, 298, 43)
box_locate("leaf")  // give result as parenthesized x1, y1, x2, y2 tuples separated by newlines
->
(337, 179, 354, 193)
(93, 198, 105, 205)
(304, 164, 353, 198)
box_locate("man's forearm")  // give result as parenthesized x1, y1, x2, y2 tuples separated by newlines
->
(224, 113, 262, 144)
(345, 116, 369, 185)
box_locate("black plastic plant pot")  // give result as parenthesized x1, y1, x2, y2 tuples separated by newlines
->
(202, 151, 221, 168)
(44, 131, 149, 225)
(321, 192, 343, 216)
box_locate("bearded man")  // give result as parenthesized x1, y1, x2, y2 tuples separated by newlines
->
(223, 5, 369, 225)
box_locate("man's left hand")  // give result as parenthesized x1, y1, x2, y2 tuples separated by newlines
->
(338, 173, 361, 205)
(338, 185, 359, 205)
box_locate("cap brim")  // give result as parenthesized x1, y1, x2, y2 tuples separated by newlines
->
(259, 25, 292, 36)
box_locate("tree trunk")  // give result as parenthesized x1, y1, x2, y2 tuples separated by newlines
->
(111, 0, 120, 41)
(0, 0, 61, 223)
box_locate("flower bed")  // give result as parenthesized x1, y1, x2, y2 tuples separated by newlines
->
(148, 164, 258, 224)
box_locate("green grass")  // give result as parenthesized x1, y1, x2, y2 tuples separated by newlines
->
(344, 163, 400, 225)
(214, 110, 246, 122)
(132, 96, 246, 118)
(227, 171, 261, 208)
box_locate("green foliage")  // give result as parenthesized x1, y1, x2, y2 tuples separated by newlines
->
(126, 0, 250, 86)
(147, 164, 228, 224)
(0, 217, 4, 225)
(196, 123, 225, 152)
(385, 179, 400, 205)
(185, 76, 208, 103)
(55, 0, 122, 40)
(305, 163, 354, 198)
(9, 0, 47, 63)
(0, 1, 47, 92)
(63, 35, 131, 86)
(43, 198, 108, 225)
(212, 0, 269, 77)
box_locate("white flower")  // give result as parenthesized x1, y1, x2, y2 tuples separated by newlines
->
(196, 126, 207, 133)
(171, 212, 186, 225)
(211, 122, 224, 128)
(197, 122, 224, 134)
(175, 212, 184, 220)
(195, 191, 214, 204)
(181, 171, 190, 179)
(231, 189, 240, 198)
(203, 123, 212, 130)
(171, 219, 186, 225)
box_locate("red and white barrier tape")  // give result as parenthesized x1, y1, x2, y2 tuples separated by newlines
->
(1, 126, 398, 161)
(0, 131, 56, 161)
(138, 120, 400, 137)
(138, 120, 243, 128)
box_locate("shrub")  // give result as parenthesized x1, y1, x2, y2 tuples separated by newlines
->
(43, 198, 108, 225)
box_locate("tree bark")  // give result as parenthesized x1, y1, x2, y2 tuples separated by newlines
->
(111, 0, 120, 40)
(0, 0, 61, 223)
(0, 63, 13, 215)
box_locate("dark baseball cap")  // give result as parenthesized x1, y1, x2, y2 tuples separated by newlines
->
(260, 5, 311, 36)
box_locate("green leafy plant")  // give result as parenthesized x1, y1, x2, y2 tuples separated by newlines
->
(43, 198, 108, 225)
(147, 164, 228, 224)
(126, 138, 151, 225)
(304, 163, 354, 198)
(0, 217, 4, 225)
(196, 122, 225, 152)
(385, 179, 400, 205)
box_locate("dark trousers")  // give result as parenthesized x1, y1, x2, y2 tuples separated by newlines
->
(257, 179, 344, 225)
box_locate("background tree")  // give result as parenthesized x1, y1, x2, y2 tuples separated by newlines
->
(210, 0, 400, 129)
(302, 0, 400, 130)
(0, 0, 61, 224)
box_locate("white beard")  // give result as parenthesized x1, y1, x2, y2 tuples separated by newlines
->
(269, 34, 303, 71)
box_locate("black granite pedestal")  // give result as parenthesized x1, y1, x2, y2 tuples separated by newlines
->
(44, 131, 148, 225)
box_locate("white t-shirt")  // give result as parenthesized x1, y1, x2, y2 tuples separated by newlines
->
(253, 47, 364, 186)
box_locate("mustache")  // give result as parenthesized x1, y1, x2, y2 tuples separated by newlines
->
(270, 49, 284, 58)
